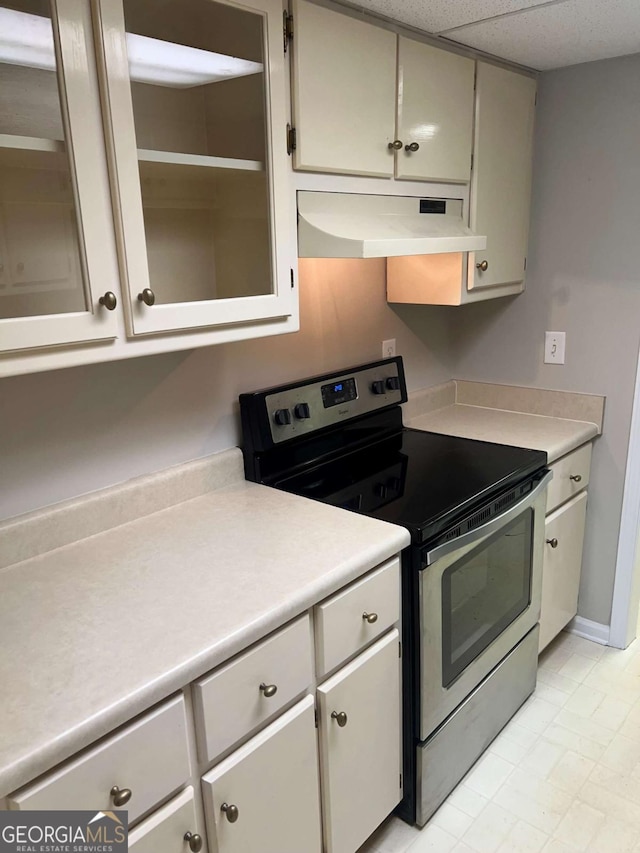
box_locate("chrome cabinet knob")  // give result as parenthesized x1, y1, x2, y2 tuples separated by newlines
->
(184, 832, 203, 852)
(546, 538, 559, 548)
(405, 142, 419, 152)
(331, 710, 348, 727)
(137, 288, 156, 306)
(569, 474, 582, 482)
(388, 140, 403, 150)
(476, 260, 489, 272)
(110, 785, 132, 806)
(362, 612, 378, 624)
(221, 803, 239, 823)
(259, 682, 278, 698)
(99, 291, 117, 311)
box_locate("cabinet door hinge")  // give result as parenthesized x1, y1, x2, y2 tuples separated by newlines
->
(524, 257, 527, 271)
(314, 707, 318, 728)
(470, 153, 474, 172)
(287, 123, 297, 155)
(400, 773, 403, 789)
(290, 268, 295, 288)
(283, 11, 293, 52)
(535, 92, 538, 106)
(398, 641, 402, 658)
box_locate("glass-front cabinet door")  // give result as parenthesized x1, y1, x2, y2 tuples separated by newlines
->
(94, 0, 293, 337)
(0, 0, 119, 353)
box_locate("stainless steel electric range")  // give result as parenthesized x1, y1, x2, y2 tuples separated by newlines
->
(240, 356, 550, 826)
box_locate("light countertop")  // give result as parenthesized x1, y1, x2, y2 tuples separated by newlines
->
(0, 470, 408, 799)
(408, 404, 599, 463)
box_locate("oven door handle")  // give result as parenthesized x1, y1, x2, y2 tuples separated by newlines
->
(425, 469, 553, 566)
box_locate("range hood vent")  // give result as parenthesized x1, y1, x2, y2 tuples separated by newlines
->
(297, 191, 487, 259)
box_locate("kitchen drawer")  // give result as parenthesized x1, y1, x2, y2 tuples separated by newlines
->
(547, 443, 592, 513)
(128, 786, 202, 853)
(8, 695, 190, 824)
(193, 615, 312, 764)
(315, 557, 400, 677)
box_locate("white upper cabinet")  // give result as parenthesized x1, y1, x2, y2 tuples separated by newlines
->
(469, 62, 537, 291)
(0, 0, 119, 352)
(0, 0, 297, 376)
(94, 0, 294, 337)
(396, 38, 475, 183)
(291, 1, 476, 184)
(291, 0, 397, 178)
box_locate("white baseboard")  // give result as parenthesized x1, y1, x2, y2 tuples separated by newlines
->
(566, 616, 610, 646)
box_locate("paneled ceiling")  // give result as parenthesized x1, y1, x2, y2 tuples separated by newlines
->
(347, 0, 640, 70)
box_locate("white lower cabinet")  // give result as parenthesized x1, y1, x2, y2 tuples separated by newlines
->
(539, 491, 588, 652)
(7, 558, 403, 853)
(128, 787, 202, 853)
(201, 695, 322, 853)
(317, 629, 401, 853)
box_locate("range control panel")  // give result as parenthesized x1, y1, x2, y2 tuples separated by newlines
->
(240, 357, 407, 450)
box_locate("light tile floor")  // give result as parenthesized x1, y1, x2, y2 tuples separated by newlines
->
(358, 629, 640, 853)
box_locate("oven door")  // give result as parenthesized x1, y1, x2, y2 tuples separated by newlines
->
(418, 471, 551, 740)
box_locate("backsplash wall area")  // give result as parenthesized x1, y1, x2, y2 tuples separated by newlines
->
(0, 258, 453, 520)
(450, 53, 640, 630)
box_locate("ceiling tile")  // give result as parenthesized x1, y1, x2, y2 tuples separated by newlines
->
(352, 0, 557, 34)
(447, 0, 640, 70)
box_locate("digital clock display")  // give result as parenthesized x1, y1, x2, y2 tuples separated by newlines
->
(321, 377, 357, 408)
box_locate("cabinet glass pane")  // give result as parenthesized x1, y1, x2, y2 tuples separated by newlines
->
(0, 0, 88, 318)
(122, 0, 273, 304)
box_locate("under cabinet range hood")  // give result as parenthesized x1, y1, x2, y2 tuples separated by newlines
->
(297, 191, 487, 259)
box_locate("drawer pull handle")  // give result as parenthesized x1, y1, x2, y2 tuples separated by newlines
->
(405, 142, 420, 152)
(259, 682, 278, 698)
(388, 140, 403, 150)
(184, 832, 203, 852)
(110, 786, 132, 806)
(137, 288, 156, 306)
(362, 611, 378, 624)
(546, 538, 559, 549)
(221, 802, 239, 823)
(331, 710, 348, 727)
(476, 260, 489, 272)
(570, 474, 582, 482)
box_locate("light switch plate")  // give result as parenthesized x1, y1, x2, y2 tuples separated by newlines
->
(544, 331, 566, 364)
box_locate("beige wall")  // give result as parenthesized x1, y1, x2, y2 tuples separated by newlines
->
(0, 258, 452, 520)
(451, 53, 640, 626)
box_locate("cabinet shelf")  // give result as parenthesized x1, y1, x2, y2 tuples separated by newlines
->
(136, 148, 264, 175)
(0, 134, 67, 170)
(0, 136, 265, 177)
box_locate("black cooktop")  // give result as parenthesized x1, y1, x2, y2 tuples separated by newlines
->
(274, 427, 547, 545)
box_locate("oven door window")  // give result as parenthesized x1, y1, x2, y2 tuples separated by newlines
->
(441, 509, 533, 688)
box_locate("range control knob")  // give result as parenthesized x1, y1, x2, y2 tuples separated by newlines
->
(274, 408, 292, 426)
(294, 402, 311, 420)
(386, 376, 400, 391)
(371, 380, 385, 395)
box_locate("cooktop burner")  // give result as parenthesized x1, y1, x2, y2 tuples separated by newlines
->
(274, 427, 546, 544)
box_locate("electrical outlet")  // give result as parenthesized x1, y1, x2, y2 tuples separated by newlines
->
(382, 339, 396, 359)
(544, 331, 566, 365)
